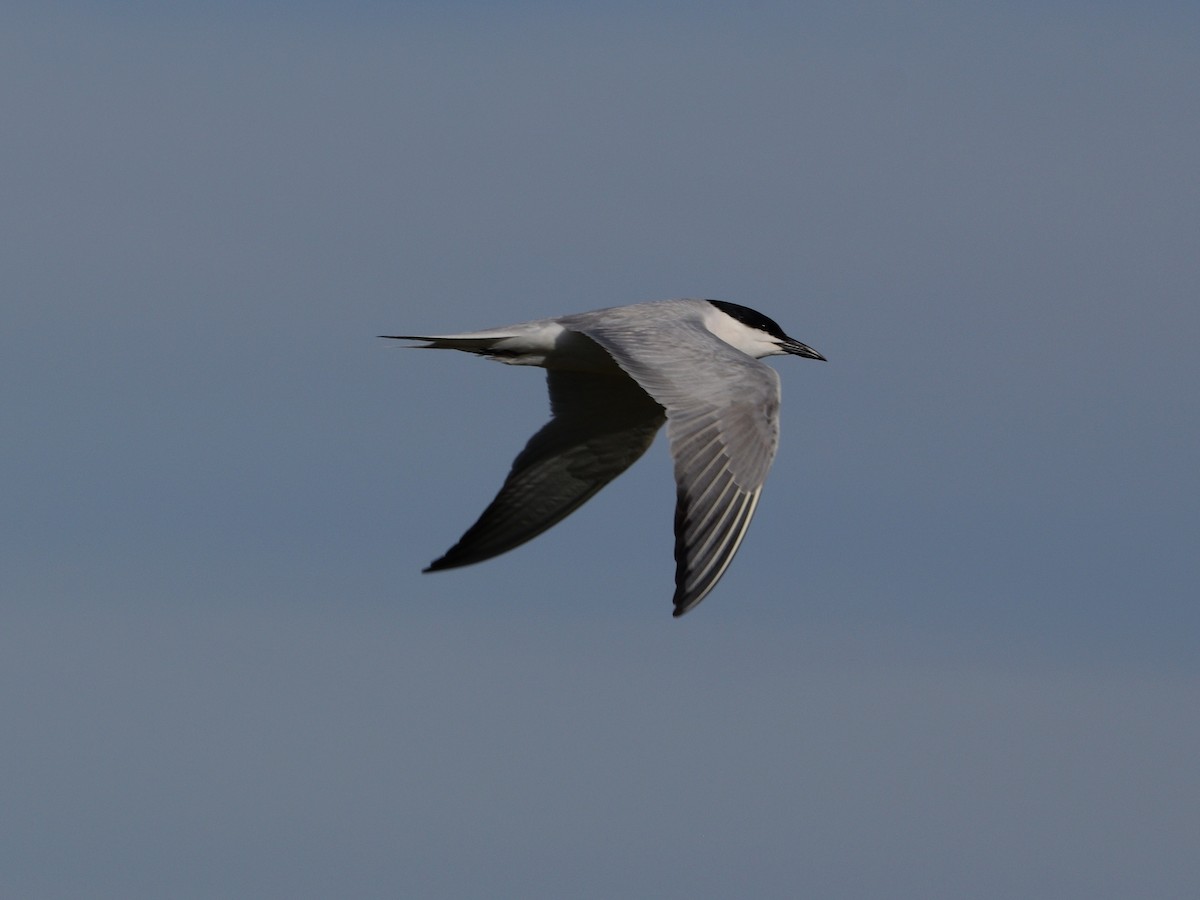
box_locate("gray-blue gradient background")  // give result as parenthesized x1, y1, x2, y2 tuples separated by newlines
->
(4, 3, 1198, 897)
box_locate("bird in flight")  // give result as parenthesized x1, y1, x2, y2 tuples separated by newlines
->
(383, 298, 825, 617)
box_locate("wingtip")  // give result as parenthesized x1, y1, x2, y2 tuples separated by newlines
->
(671, 593, 700, 618)
(424, 546, 482, 572)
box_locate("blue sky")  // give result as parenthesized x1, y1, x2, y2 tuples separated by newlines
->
(3, 3, 1198, 897)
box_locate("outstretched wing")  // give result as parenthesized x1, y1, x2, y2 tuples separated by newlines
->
(566, 306, 782, 615)
(426, 369, 666, 571)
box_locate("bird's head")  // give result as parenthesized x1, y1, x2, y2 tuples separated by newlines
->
(703, 299, 826, 361)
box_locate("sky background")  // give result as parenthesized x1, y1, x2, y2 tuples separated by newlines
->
(3, 2, 1199, 897)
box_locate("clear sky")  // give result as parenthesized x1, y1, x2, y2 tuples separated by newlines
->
(3, 2, 1198, 897)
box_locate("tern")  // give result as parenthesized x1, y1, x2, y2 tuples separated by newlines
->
(383, 298, 825, 617)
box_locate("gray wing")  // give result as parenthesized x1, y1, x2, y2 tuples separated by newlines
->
(567, 310, 782, 616)
(425, 369, 666, 572)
